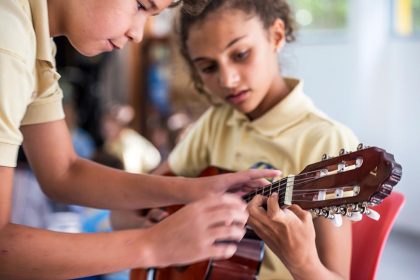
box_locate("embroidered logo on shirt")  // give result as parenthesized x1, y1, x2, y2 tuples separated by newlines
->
(250, 162, 278, 182)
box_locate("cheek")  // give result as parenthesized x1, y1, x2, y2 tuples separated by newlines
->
(89, 17, 129, 38)
(201, 75, 218, 91)
(250, 49, 276, 80)
(84, 6, 132, 39)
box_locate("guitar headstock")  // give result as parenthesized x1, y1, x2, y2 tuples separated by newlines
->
(284, 144, 402, 222)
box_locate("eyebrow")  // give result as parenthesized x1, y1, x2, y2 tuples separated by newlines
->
(149, 0, 161, 16)
(192, 35, 247, 63)
(149, 0, 158, 9)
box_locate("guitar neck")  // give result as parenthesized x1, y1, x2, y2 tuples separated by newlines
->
(213, 145, 402, 212)
(242, 177, 292, 207)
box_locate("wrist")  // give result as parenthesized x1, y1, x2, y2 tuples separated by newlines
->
(289, 257, 325, 280)
(132, 228, 159, 268)
(171, 176, 200, 204)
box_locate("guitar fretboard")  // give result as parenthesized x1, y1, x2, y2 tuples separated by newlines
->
(242, 177, 290, 204)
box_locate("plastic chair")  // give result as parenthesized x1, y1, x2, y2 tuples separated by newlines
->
(351, 191, 405, 280)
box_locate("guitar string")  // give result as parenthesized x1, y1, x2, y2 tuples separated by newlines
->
(244, 184, 347, 204)
(244, 179, 341, 201)
(242, 169, 322, 199)
(242, 168, 350, 203)
(244, 186, 352, 204)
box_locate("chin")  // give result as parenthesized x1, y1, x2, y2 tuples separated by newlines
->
(235, 103, 257, 114)
(76, 47, 103, 57)
(68, 39, 103, 57)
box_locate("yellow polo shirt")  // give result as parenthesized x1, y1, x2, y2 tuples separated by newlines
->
(168, 78, 359, 279)
(0, 0, 64, 167)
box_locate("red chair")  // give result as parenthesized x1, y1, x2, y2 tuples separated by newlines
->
(351, 191, 405, 280)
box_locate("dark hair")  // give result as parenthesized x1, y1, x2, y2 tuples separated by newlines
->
(177, 0, 297, 98)
(171, 0, 211, 13)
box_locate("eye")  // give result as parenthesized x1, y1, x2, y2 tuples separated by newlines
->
(137, 1, 147, 11)
(200, 63, 218, 74)
(233, 50, 250, 62)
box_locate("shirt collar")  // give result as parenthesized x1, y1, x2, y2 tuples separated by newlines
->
(28, 0, 55, 64)
(228, 78, 316, 137)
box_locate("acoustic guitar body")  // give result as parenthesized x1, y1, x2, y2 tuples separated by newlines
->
(130, 238, 263, 280)
(130, 166, 264, 280)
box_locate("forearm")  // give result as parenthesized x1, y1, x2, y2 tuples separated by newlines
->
(0, 223, 155, 280)
(0, 167, 13, 227)
(21, 121, 196, 209)
(289, 221, 350, 280)
(110, 209, 147, 230)
(38, 157, 193, 210)
(289, 258, 348, 280)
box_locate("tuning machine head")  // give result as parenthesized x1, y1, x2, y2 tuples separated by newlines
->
(322, 154, 334, 160)
(311, 203, 381, 224)
(345, 203, 381, 221)
(311, 207, 344, 227)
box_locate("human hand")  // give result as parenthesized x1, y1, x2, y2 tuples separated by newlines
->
(189, 169, 281, 201)
(110, 208, 169, 230)
(143, 194, 249, 267)
(141, 208, 169, 227)
(247, 193, 319, 274)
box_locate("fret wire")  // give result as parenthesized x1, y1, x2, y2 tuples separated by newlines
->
(245, 172, 313, 200)
(242, 170, 330, 202)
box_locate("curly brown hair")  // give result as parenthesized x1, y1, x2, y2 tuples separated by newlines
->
(176, 0, 297, 99)
(170, 0, 210, 14)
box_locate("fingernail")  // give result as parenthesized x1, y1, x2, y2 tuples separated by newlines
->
(226, 245, 237, 257)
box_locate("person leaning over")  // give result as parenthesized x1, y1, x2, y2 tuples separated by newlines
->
(0, 0, 280, 279)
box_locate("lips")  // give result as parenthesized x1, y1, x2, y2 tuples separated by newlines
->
(108, 40, 122, 50)
(226, 89, 250, 105)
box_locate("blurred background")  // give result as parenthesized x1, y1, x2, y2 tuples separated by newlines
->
(12, 0, 420, 279)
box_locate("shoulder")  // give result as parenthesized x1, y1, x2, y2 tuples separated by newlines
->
(309, 114, 356, 138)
(300, 111, 360, 151)
(294, 113, 360, 167)
(0, 0, 34, 63)
(193, 104, 234, 131)
(170, 105, 232, 151)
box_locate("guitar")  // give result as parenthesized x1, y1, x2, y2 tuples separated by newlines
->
(130, 144, 402, 280)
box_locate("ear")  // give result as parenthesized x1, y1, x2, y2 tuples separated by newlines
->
(269, 19, 286, 52)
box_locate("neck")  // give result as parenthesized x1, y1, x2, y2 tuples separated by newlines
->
(247, 75, 291, 120)
(47, 0, 66, 37)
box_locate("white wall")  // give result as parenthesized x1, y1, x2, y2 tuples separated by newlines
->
(284, 0, 420, 234)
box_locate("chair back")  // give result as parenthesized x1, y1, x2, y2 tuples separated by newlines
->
(351, 191, 405, 280)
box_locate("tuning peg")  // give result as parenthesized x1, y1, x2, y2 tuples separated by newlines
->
(339, 148, 346, 155)
(355, 157, 363, 168)
(365, 208, 380, 221)
(330, 214, 343, 227)
(357, 143, 364, 150)
(322, 154, 334, 160)
(348, 212, 363, 221)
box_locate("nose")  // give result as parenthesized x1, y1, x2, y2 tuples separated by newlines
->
(218, 65, 240, 89)
(127, 15, 147, 43)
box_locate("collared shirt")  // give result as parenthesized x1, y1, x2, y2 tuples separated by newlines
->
(0, 0, 64, 167)
(168, 78, 359, 279)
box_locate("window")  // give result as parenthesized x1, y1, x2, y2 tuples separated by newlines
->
(414, 0, 420, 33)
(393, 0, 420, 37)
(288, 0, 349, 42)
